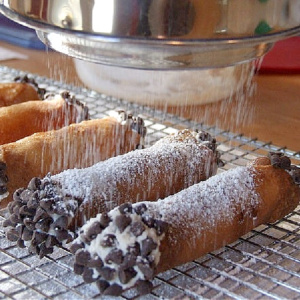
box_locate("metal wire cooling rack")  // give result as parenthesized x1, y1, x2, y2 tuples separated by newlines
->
(0, 66, 299, 300)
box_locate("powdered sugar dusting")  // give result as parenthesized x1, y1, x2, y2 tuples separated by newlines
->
(50, 130, 217, 212)
(145, 165, 258, 246)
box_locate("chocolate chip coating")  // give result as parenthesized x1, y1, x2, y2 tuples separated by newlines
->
(75, 249, 91, 266)
(85, 221, 102, 242)
(119, 203, 132, 214)
(136, 280, 153, 295)
(118, 267, 137, 284)
(141, 237, 157, 257)
(74, 263, 84, 275)
(96, 280, 110, 293)
(98, 266, 116, 281)
(130, 221, 145, 237)
(105, 249, 123, 265)
(115, 214, 131, 233)
(6, 228, 19, 242)
(82, 267, 97, 283)
(102, 283, 123, 296)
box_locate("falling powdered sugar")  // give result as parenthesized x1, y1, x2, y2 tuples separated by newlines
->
(50, 130, 217, 211)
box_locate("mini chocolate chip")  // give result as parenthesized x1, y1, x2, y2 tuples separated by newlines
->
(118, 267, 137, 284)
(74, 263, 85, 275)
(119, 203, 132, 214)
(13, 205, 20, 217)
(2, 218, 14, 227)
(32, 231, 47, 245)
(35, 217, 53, 232)
(75, 249, 91, 266)
(45, 235, 59, 248)
(19, 205, 36, 217)
(28, 177, 41, 190)
(128, 242, 141, 256)
(17, 239, 25, 248)
(141, 237, 157, 257)
(280, 156, 291, 169)
(27, 196, 39, 209)
(6, 228, 19, 242)
(69, 242, 84, 254)
(33, 207, 48, 222)
(136, 280, 153, 295)
(134, 203, 148, 215)
(22, 227, 33, 241)
(23, 218, 35, 231)
(137, 260, 155, 280)
(39, 243, 53, 258)
(105, 249, 123, 264)
(0, 174, 8, 185)
(15, 224, 24, 237)
(87, 257, 103, 268)
(39, 198, 54, 211)
(13, 188, 25, 203)
(154, 219, 168, 236)
(96, 280, 110, 293)
(121, 253, 137, 269)
(0, 186, 7, 194)
(82, 267, 97, 283)
(102, 283, 123, 296)
(52, 216, 68, 231)
(115, 214, 131, 233)
(9, 213, 22, 224)
(20, 189, 35, 203)
(8, 201, 18, 214)
(85, 221, 102, 241)
(99, 213, 111, 228)
(142, 215, 155, 228)
(28, 244, 40, 255)
(130, 221, 145, 237)
(55, 229, 71, 242)
(98, 266, 116, 281)
(100, 234, 116, 247)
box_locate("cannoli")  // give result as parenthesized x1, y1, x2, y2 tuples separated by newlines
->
(69, 153, 300, 296)
(0, 91, 88, 145)
(4, 129, 221, 257)
(0, 111, 146, 208)
(0, 75, 45, 107)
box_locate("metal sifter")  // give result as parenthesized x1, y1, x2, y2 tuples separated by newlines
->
(0, 0, 299, 70)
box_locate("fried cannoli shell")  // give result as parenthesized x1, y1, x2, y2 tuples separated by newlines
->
(0, 75, 45, 107)
(0, 114, 144, 208)
(70, 155, 300, 296)
(4, 129, 220, 257)
(0, 91, 88, 145)
(0, 82, 39, 107)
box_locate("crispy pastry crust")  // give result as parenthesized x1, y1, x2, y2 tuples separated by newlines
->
(0, 82, 39, 107)
(70, 155, 299, 296)
(4, 130, 220, 257)
(0, 92, 88, 145)
(0, 115, 144, 208)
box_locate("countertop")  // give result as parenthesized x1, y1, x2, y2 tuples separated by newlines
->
(0, 41, 299, 152)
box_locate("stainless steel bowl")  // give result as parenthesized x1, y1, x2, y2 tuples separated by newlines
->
(0, 0, 299, 69)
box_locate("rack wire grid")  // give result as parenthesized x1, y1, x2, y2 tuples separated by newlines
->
(0, 66, 299, 300)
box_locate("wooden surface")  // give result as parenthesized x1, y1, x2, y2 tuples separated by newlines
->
(1, 41, 299, 151)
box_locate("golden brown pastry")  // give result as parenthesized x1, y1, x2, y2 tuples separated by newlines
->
(4, 129, 221, 257)
(69, 153, 300, 296)
(0, 91, 88, 145)
(0, 111, 146, 208)
(0, 75, 45, 107)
